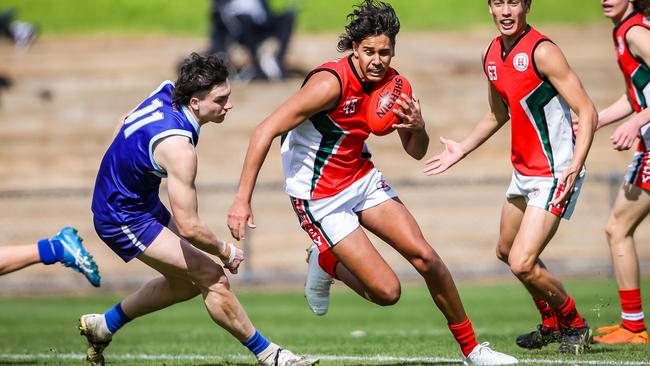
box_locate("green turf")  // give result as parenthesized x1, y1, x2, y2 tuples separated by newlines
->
(0, 277, 648, 365)
(0, 0, 608, 36)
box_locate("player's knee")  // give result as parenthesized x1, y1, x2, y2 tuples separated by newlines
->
(189, 259, 229, 290)
(604, 217, 628, 244)
(371, 280, 401, 306)
(410, 248, 443, 275)
(509, 258, 535, 281)
(495, 245, 509, 264)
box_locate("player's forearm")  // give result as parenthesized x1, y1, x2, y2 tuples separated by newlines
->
(460, 115, 503, 157)
(570, 106, 597, 172)
(234, 125, 274, 203)
(403, 129, 429, 160)
(176, 219, 229, 260)
(597, 94, 633, 129)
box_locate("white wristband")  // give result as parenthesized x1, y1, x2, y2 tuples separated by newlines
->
(225, 242, 237, 264)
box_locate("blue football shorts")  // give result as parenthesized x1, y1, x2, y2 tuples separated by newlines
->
(93, 204, 171, 262)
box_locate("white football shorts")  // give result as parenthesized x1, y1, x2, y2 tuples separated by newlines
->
(290, 168, 397, 253)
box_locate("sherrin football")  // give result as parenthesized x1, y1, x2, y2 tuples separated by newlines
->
(367, 75, 413, 136)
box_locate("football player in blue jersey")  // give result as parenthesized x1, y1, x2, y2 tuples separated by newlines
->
(0, 227, 100, 287)
(79, 53, 317, 366)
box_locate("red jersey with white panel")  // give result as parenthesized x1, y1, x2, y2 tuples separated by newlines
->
(281, 55, 397, 199)
(613, 12, 650, 154)
(484, 25, 575, 178)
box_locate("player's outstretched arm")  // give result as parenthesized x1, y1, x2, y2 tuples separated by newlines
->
(609, 26, 650, 150)
(155, 135, 243, 274)
(424, 80, 508, 176)
(535, 41, 597, 206)
(227, 71, 341, 241)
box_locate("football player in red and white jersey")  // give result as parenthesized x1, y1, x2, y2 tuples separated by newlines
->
(229, 1, 517, 364)
(425, 0, 598, 355)
(582, 0, 650, 345)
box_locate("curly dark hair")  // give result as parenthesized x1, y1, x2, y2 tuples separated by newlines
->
(634, 0, 650, 18)
(337, 0, 400, 52)
(172, 53, 229, 106)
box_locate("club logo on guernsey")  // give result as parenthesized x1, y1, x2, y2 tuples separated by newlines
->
(513, 53, 529, 72)
(618, 36, 625, 55)
(644, 17, 650, 26)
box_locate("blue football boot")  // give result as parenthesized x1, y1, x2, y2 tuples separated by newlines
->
(52, 227, 101, 287)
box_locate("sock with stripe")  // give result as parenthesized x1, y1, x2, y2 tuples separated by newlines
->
(242, 329, 277, 359)
(104, 303, 131, 334)
(37, 239, 63, 265)
(534, 298, 559, 330)
(556, 295, 586, 329)
(318, 249, 339, 280)
(448, 317, 479, 357)
(620, 288, 646, 332)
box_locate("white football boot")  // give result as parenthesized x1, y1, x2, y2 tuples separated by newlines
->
(463, 342, 518, 365)
(304, 245, 334, 316)
(257, 344, 319, 366)
(79, 314, 112, 366)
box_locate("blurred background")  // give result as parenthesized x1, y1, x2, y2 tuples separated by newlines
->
(0, 0, 647, 295)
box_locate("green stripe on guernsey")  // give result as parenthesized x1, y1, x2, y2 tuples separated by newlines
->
(631, 63, 650, 109)
(309, 113, 347, 194)
(521, 81, 558, 176)
(303, 199, 334, 246)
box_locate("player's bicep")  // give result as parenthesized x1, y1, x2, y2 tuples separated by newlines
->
(487, 81, 509, 125)
(259, 71, 340, 136)
(154, 136, 200, 220)
(628, 26, 650, 69)
(535, 42, 592, 113)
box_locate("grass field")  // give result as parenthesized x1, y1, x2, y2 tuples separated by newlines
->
(0, 0, 608, 35)
(0, 278, 649, 365)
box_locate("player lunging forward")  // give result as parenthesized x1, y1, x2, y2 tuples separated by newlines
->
(425, 0, 598, 355)
(79, 53, 316, 366)
(228, 1, 517, 365)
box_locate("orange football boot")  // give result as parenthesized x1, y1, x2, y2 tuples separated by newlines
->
(595, 324, 623, 335)
(593, 325, 648, 344)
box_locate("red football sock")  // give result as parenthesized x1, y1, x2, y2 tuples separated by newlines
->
(556, 295, 586, 329)
(318, 249, 339, 280)
(620, 288, 646, 332)
(534, 298, 559, 330)
(448, 317, 479, 357)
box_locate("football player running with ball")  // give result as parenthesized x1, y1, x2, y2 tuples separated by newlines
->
(79, 53, 316, 366)
(228, 1, 517, 364)
(425, 0, 597, 355)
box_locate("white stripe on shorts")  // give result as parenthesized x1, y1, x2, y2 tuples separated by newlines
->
(120, 225, 147, 252)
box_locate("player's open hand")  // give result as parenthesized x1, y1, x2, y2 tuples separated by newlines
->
(423, 137, 463, 175)
(549, 167, 579, 207)
(222, 242, 244, 274)
(611, 119, 638, 151)
(393, 93, 425, 131)
(227, 199, 256, 241)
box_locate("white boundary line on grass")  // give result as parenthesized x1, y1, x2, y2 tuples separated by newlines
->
(0, 353, 649, 365)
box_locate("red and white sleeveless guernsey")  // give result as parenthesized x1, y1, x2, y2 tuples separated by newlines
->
(613, 12, 650, 153)
(281, 55, 398, 200)
(484, 25, 575, 178)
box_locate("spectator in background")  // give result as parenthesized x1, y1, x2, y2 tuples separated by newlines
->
(0, 8, 37, 50)
(208, 0, 296, 81)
